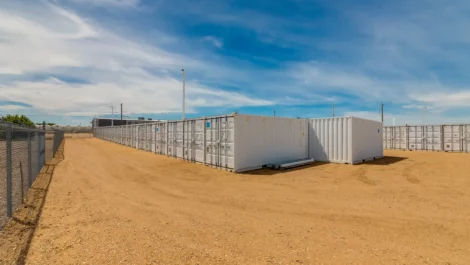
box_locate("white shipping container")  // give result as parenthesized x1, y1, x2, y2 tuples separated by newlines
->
(383, 127, 392, 149)
(409, 126, 424, 150)
(443, 125, 461, 152)
(464, 125, 470, 153)
(308, 117, 383, 164)
(393, 126, 408, 150)
(424, 125, 442, 151)
(152, 114, 308, 172)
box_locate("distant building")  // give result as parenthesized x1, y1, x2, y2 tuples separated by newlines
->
(91, 118, 158, 128)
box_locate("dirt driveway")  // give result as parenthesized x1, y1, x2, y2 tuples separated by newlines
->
(25, 138, 470, 264)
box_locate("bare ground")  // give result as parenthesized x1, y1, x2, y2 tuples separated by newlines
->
(24, 138, 470, 264)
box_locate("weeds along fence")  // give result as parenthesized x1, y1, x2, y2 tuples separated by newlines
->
(384, 124, 470, 152)
(0, 122, 64, 229)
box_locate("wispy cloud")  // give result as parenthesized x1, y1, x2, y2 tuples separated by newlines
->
(202, 36, 223, 48)
(1, 0, 470, 125)
(66, 0, 140, 7)
(0, 1, 272, 119)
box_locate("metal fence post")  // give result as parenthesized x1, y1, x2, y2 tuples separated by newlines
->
(28, 131, 32, 187)
(6, 124, 12, 217)
(38, 131, 42, 174)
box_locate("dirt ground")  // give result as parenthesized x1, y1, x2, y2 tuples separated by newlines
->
(24, 138, 470, 265)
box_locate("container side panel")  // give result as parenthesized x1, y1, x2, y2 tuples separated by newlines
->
(308, 117, 352, 163)
(424, 125, 442, 151)
(464, 125, 470, 153)
(204, 117, 235, 169)
(350, 117, 383, 164)
(408, 126, 424, 150)
(234, 115, 308, 172)
(443, 125, 462, 152)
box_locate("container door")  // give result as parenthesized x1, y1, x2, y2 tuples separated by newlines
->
(167, 122, 177, 157)
(220, 116, 235, 169)
(126, 126, 130, 146)
(393, 126, 407, 150)
(135, 126, 139, 148)
(464, 125, 470, 153)
(147, 124, 152, 151)
(424, 125, 441, 151)
(205, 117, 218, 166)
(160, 123, 168, 155)
(140, 125, 145, 150)
(183, 120, 196, 161)
(383, 127, 392, 149)
(408, 126, 424, 150)
(183, 120, 190, 160)
(204, 117, 234, 169)
(148, 124, 153, 152)
(151, 124, 156, 153)
(175, 121, 184, 158)
(155, 124, 161, 154)
(195, 119, 205, 163)
(145, 124, 149, 151)
(443, 125, 462, 152)
(143, 124, 147, 150)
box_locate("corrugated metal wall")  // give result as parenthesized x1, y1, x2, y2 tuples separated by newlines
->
(94, 115, 386, 170)
(94, 114, 309, 172)
(308, 117, 383, 164)
(384, 124, 470, 153)
(308, 117, 352, 164)
(234, 115, 308, 171)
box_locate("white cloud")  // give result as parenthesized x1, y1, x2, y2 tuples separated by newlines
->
(67, 0, 139, 7)
(0, 105, 28, 111)
(287, 61, 392, 101)
(410, 91, 470, 108)
(344, 110, 469, 126)
(0, 5, 186, 75)
(202, 36, 223, 48)
(0, 2, 271, 118)
(0, 76, 272, 116)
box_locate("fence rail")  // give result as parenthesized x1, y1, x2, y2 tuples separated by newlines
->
(0, 122, 64, 229)
(384, 124, 470, 152)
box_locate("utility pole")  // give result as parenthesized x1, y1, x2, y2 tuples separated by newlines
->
(182, 69, 186, 120)
(120, 103, 123, 122)
(381, 103, 384, 123)
(421, 106, 427, 125)
(332, 104, 335, 117)
(111, 105, 114, 126)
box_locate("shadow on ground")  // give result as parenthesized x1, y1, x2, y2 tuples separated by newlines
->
(242, 162, 329, 176)
(242, 156, 408, 176)
(362, 156, 408, 166)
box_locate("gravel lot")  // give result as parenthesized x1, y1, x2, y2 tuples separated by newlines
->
(25, 138, 470, 264)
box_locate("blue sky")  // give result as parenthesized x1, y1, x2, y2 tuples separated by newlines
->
(1, 0, 470, 125)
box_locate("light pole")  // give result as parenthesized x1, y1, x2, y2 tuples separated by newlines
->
(182, 69, 186, 120)
(381, 103, 384, 123)
(421, 106, 427, 125)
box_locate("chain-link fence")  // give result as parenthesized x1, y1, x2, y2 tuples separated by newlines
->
(0, 122, 63, 229)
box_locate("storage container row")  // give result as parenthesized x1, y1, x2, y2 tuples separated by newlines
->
(383, 124, 470, 152)
(94, 114, 384, 172)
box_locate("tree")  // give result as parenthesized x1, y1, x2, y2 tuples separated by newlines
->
(47, 122, 56, 126)
(0, 114, 36, 128)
